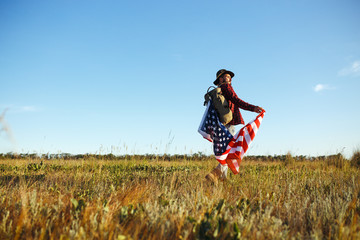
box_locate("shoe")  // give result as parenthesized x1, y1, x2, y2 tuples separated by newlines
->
(205, 168, 222, 184)
(220, 173, 227, 182)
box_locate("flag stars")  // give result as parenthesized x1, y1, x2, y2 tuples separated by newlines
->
(199, 101, 233, 156)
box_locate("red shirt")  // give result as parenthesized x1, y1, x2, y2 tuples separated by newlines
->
(220, 83, 257, 125)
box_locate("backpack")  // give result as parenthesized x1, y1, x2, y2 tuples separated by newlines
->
(204, 86, 233, 125)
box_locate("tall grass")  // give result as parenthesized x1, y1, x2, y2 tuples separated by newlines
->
(0, 154, 359, 239)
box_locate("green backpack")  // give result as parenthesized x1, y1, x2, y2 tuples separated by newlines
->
(204, 86, 233, 125)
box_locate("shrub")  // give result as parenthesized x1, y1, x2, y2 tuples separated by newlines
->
(284, 152, 295, 166)
(350, 151, 360, 168)
(326, 153, 348, 169)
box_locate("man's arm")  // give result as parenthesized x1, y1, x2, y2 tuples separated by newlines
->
(220, 83, 259, 112)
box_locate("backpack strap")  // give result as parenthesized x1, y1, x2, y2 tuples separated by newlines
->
(207, 86, 216, 93)
(204, 86, 218, 106)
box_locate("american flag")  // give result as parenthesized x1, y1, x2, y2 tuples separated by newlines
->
(198, 101, 233, 155)
(198, 100, 265, 174)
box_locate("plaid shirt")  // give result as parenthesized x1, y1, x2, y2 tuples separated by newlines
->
(220, 83, 257, 125)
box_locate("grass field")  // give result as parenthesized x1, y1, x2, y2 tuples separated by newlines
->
(0, 153, 359, 239)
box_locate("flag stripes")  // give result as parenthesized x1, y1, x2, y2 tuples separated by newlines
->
(216, 111, 265, 174)
(198, 100, 265, 175)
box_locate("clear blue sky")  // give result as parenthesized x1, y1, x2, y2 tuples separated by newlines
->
(1, 0, 360, 158)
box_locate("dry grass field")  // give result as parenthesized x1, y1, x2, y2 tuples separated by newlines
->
(0, 153, 359, 239)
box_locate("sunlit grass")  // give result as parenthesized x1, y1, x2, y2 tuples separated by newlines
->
(0, 153, 359, 239)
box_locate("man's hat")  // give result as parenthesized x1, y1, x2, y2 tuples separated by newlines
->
(213, 69, 235, 85)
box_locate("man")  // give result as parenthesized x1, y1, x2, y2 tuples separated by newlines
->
(205, 69, 264, 183)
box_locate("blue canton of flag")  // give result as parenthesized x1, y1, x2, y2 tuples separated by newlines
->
(198, 100, 233, 156)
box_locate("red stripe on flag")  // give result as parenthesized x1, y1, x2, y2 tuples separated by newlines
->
(247, 125, 255, 140)
(255, 118, 261, 128)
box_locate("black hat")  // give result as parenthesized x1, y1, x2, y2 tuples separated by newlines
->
(213, 69, 235, 85)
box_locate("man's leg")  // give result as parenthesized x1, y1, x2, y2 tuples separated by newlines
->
(205, 125, 235, 182)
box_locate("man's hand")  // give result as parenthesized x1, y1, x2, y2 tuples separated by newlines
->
(254, 106, 265, 113)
